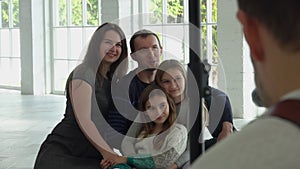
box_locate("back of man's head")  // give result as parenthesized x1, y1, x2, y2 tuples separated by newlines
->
(129, 29, 162, 53)
(237, 0, 300, 52)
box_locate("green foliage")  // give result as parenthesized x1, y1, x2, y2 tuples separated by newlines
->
(167, 0, 183, 22)
(149, 0, 183, 24)
(149, 0, 218, 62)
(57, 0, 98, 26)
(1, 0, 19, 28)
(150, 0, 162, 23)
(12, 0, 19, 27)
(58, 0, 67, 26)
(71, 0, 83, 26)
(1, 1, 9, 27)
(200, 0, 218, 63)
(1, 0, 218, 61)
(86, 0, 98, 25)
(1, 0, 98, 27)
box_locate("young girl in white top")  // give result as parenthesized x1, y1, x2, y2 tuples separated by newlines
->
(101, 84, 187, 169)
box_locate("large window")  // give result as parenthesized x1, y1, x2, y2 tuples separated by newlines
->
(0, 0, 20, 89)
(141, 0, 218, 86)
(141, 0, 188, 63)
(51, 0, 100, 93)
(51, 0, 218, 93)
(0, 0, 219, 93)
(201, 0, 218, 86)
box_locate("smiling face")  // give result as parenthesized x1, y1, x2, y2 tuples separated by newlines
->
(131, 35, 162, 70)
(100, 30, 122, 64)
(159, 68, 185, 103)
(145, 94, 169, 124)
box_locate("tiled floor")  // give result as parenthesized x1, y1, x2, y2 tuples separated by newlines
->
(0, 90, 65, 169)
(0, 89, 253, 169)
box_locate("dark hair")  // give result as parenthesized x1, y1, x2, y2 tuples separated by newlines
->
(129, 29, 162, 53)
(137, 84, 177, 141)
(237, 0, 300, 52)
(83, 22, 128, 79)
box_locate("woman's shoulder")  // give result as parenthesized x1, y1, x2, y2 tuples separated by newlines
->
(68, 63, 96, 84)
(72, 63, 94, 75)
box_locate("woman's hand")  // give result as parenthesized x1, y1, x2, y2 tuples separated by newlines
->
(113, 155, 127, 164)
(101, 154, 127, 169)
(100, 159, 113, 169)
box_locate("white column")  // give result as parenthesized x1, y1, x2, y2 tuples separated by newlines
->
(217, 0, 244, 118)
(118, 0, 134, 36)
(19, 0, 46, 95)
(101, 0, 119, 23)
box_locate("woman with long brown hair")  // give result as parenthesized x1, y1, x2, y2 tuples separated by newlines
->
(34, 22, 128, 169)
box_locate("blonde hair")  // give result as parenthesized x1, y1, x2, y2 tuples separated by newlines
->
(155, 59, 187, 98)
(156, 59, 209, 126)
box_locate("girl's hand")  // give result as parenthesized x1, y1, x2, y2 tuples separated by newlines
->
(167, 163, 179, 169)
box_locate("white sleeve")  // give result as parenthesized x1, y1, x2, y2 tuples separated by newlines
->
(153, 124, 188, 168)
(165, 124, 188, 154)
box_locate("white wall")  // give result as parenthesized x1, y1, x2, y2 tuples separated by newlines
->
(217, 0, 265, 119)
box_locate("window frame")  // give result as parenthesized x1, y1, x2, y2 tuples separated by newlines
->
(0, 0, 20, 90)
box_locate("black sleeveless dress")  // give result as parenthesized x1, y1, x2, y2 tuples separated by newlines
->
(34, 64, 114, 169)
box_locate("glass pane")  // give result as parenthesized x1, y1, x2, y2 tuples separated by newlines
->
(11, 29, 20, 57)
(53, 28, 68, 59)
(201, 0, 207, 23)
(13, 0, 19, 27)
(201, 25, 207, 59)
(210, 26, 219, 86)
(167, 0, 183, 23)
(212, 25, 218, 64)
(0, 58, 20, 87)
(79, 27, 97, 57)
(212, 0, 217, 23)
(68, 60, 79, 74)
(53, 60, 79, 92)
(163, 25, 185, 60)
(72, 0, 82, 26)
(53, 60, 69, 92)
(87, 0, 98, 26)
(84, 27, 97, 44)
(1, 1, 9, 28)
(143, 0, 162, 24)
(58, 0, 67, 26)
(0, 29, 10, 56)
(70, 28, 83, 60)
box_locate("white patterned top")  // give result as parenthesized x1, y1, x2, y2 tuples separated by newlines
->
(122, 123, 187, 169)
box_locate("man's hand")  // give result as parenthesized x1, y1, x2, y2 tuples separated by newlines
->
(217, 122, 233, 141)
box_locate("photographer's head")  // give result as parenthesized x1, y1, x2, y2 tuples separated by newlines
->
(237, 0, 300, 107)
